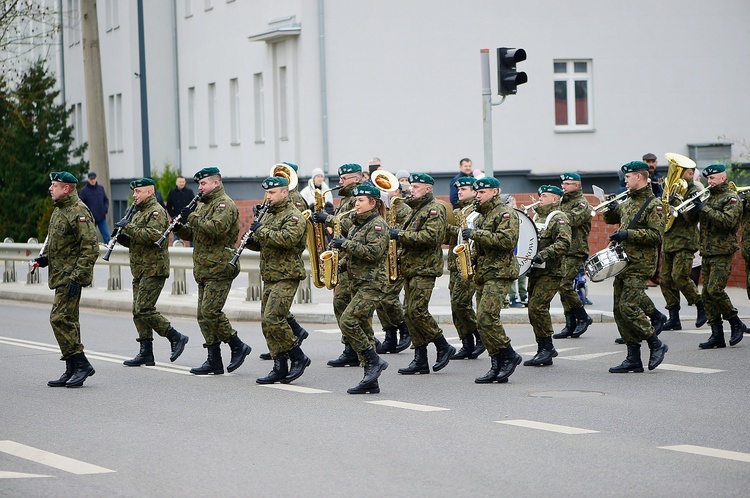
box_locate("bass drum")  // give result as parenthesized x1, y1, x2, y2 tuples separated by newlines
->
(515, 209, 539, 276)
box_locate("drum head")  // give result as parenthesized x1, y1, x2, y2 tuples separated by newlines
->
(515, 209, 539, 276)
(585, 246, 629, 282)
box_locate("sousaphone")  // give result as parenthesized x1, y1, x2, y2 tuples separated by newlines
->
(663, 153, 696, 231)
(270, 163, 299, 191)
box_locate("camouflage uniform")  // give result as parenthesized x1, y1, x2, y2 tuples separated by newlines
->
(44, 191, 99, 359)
(375, 197, 410, 330)
(741, 198, 750, 299)
(119, 195, 172, 340)
(446, 199, 478, 340)
(328, 184, 359, 326)
(557, 188, 591, 312)
(247, 196, 307, 357)
(289, 188, 307, 213)
(176, 184, 240, 346)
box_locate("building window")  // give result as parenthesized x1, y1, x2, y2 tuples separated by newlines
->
(278, 66, 288, 141)
(108, 93, 123, 153)
(105, 0, 119, 31)
(254, 73, 265, 144)
(188, 87, 196, 148)
(229, 78, 240, 145)
(185, 0, 192, 18)
(67, 0, 80, 46)
(207, 82, 217, 147)
(72, 103, 83, 147)
(553, 60, 593, 132)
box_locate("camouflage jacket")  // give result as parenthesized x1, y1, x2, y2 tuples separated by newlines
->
(340, 208, 388, 288)
(289, 188, 308, 213)
(326, 183, 358, 236)
(662, 181, 701, 253)
(119, 195, 170, 279)
(44, 191, 99, 289)
(530, 203, 571, 277)
(445, 198, 474, 272)
(742, 198, 750, 255)
(559, 188, 591, 258)
(602, 184, 664, 279)
(176, 184, 240, 282)
(247, 196, 307, 283)
(472, 196, 519, 284)
(688, 182, 740, 256)
(398, 193, 446, 278)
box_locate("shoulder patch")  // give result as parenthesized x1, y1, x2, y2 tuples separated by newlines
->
(559, 220, 566, 224)
(219, 203, 226, 210)
(292, 216, 299, 222)
(374, 225, 382, 231)
(152, 211, 160, 217)
(79, 216, 87, 222)
(502, 213, 510, 219)
(429, 209, 437, 216)
(656, 206, 663, 211)
(730, 197, 738, 203)
(579, 202, 587, 208)
(295, 202, 303, 207)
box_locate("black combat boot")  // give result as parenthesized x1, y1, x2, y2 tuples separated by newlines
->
(327, 343, 360, 367)
(662, 307, 681, 331)
(553, 312, 577, 339)
(377, 326, 399, 354)
(646, 334, 668, 370)
(650, 309, 668, 336)
(166, 327, 189, 362)
(227, 334, 252, 373)
(728, 315, 746, 346)
(472, 331, 486, 358)
(123, 339, 156, 367)
(190, 344, 224, 375)
(615, 337, 625, 344)
(523, 336, 557, 367)
(65, 352, 96, 387)
(284, 345, 311, 383)
(571, 307, 592, 338)
(609, 344, 644, 373)
(348, 347, 388, 394)
(398, 346, 430, 375)
(261, 317, 309, 360)
(259, 351, 272, 360)
(475, 354, 501, 383)
(695, 300, 707, 328)
(699, 323, 726, 349)
(495, 344, 522, 382)
(256, 355, 289, 384)
(395, 322, 411, 353)
(432, 335, 456, 372)
(450, 334, 476, 360)
(47, 358, 74, 387)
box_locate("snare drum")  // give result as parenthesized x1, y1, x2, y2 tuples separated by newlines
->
(585, 245, 629, 282)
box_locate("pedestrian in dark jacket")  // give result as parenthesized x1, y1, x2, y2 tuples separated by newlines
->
(78, 171, 110, 243)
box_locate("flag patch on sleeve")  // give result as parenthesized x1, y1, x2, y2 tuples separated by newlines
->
(219, 203, 226, 209)
(374, 225, 382, 231)
(429, 210, 437, 216)
(79, 216, 87, 222)
(502, 213, 510, 219)
(292, 216, 299, 222)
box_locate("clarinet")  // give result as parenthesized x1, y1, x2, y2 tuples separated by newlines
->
(103, 202, 138, 261)
(30, 235, 50, 275)
(155, 193, 202, 247)
(229, 199, 270, 267)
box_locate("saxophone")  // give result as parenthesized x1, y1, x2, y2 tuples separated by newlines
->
(386, 197, 402, 282)
(319, 208, 356, 290)
(452, 204, 475, 280)
(302, 189, 328, 288)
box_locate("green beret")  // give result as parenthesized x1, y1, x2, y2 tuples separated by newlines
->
(49, 171, 78, 184)
(409, 173, 435, 185)
(281, 162, 298, 172)
(261, 176, 289, 189)
(193, 167, 221, 182)
(702, 164, 726, 177)
(130, 177, 156, 189)
(338, 163, 362, 175)
(473, 176, 501, 190)
(538, 184, 564, 196)
(560, 172, 581, 181)
(352, 184, 381, 198)
(454, 176, 476, 189)
(621, 161, 649, 173)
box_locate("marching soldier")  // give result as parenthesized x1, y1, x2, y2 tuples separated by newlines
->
(446, 175, 484, 359)
(390, 173, 454, 374)
(603, 161, 668, 373)
(461, 177, 521, 383)
(248, 176, 311, 384)
(524, 185, 571, 367)
(36, 172, 99, 388)
(175, 167, 252, 375)
(688, 164, 746, 349)
(742, 191, 750, 300)
(115, 178, 189, 366)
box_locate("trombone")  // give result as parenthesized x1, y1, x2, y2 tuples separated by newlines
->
(521, 198, 540, 214)
(591, 190, 629, 216)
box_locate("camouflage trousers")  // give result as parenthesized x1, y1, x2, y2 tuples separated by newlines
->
(334, 270, 375, 345)
(476, 278, 513, 355)
(701, 254, 738, 324)
(558, 255, 586, 312)
(449, 270, 477, 339)
(660, 249, 700, 309)
(528, 272, 562, 339)
(197, 279, 236, 346)
(613, 276, 654, 344)
(375, 277, 405, 330)
(404, 275, 443, 347)
(261, 279, 299, 357)
(50, 286, 84, 359)
(341, 280, 383, 363)
(132, 276, 171, 341)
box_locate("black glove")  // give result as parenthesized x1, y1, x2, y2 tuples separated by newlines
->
(249, 220, 261, 233)
(609, 230, 628, 243)
(692, 198, 705, 212)
(252, 203, 263, 217)
(312, 212, 328, 223)
(461, 228, 473, 240)
(171, 222, 183, 232)
(178, 206, 193, 222)
(390, 229, 400, 240)
(606, 193, 618, 202)
(33, 256, 48, 268)
(330, 237, 345, 249)
(116, 232, 129, 245)
(114, 216, 130, 229)
(324, 202, 335, 215)
(532, 255, 543, 264)
(66, 279, 81, 298)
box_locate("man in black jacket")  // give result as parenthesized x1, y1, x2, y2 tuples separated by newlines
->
(78, 172, 110, 244)
(166, 176, 196, 244)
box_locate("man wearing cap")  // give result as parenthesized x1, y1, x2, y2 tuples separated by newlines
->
(553, 172, 593, 339)
(524, 185, 571, 367)
(392, 173, 454, 374)
(248, 176, 311, 384)
(35, 172, 99, 387)
(449, 158, 474, 209)
(445, 175, 484, 360)
(461, 177, 522, 383)
(113, 178, 189, 367)
(688, 164, 746, 349)
(175, 167, 252, 375)
(643, 153, 664, 198)
(603, 161, 669, 373)
(79, 171, 111, 244)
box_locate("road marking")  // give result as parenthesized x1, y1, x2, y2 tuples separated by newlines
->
(314, 328, 343, 334)
(259, 384, 331, 394)
(496, 419, 599, 434)
(674, 329, 712, 335)
(660, 444, 750, 463)
(657, 364, 724, 374)
(367, 400, 450, 412)
(0, 441, 115, 475)
(0, 471, 53, 479)
(554, 347, 581, 353)
(557, 351, 620, 361)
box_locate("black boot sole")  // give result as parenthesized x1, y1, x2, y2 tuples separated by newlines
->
(283, 357, 311, 383)
(123, 358, 156, 367)
(698, 342, 726, 349)
(259, 352, 272, 360)
(65, 368, 95, 387)
(347, 381, 380, 394)
(398, 366, 430, 375)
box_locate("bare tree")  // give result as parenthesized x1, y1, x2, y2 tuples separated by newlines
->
(0, 0, 60, 74)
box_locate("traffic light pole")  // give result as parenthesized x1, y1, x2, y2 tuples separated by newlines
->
(480, 49, 505, 178)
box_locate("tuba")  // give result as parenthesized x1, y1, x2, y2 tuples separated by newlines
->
(269, 163, 299, 191)
(662, 153, 695, 231)
(452, 205, 476, 280)
(319, 208, 356, 290)
(302, 189, 328, 288)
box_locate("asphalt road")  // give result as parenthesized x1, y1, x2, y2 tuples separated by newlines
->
(1, 300, 749, 497)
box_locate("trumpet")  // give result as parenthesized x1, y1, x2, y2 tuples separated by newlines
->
(670, 188, 710, 218)
(521, 200, 540, 214)
(591, 190, 629, 216)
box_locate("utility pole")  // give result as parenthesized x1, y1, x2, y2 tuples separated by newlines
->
(137, 0, 151, 177)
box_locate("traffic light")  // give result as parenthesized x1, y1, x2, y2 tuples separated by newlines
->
(497, 47, 527, 96)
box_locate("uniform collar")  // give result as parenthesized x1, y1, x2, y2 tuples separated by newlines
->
(53, 190, 79, 208)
